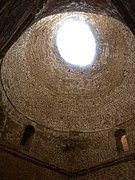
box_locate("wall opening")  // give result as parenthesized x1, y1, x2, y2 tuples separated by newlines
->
(115, 129, 129, 153)
(20, 125, 35, 149)
(56, 19, 96, 67)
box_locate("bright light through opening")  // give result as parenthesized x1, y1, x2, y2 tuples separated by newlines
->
(56, 20, 96, 67)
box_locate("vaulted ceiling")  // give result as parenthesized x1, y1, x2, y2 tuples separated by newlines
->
(0, 0, 135, 177)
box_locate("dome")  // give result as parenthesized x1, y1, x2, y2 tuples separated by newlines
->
(1, 12, 135, 132)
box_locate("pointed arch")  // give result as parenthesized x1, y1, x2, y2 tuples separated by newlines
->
(21, 125, 35, 149)
(115, 129, 129, 153)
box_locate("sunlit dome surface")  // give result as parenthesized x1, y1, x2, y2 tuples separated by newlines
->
(56, 20, 96, 66)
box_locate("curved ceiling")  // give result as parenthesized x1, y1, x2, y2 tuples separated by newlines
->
(1, 12, 135, 132)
